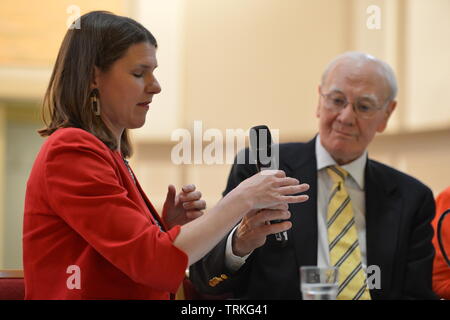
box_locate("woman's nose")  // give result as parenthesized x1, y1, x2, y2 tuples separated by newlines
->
(146, 77, 161, 94)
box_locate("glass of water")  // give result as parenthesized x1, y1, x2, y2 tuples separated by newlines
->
(300, 266, 339, 300)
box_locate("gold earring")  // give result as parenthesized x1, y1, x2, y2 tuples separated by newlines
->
(91, 89, 101, 116)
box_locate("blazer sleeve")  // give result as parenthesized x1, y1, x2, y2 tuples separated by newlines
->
(403, 188, 438, 300)
(189, 148, 258, 296)
(432, 187, 450, 299)
(44, 131, 188, 293)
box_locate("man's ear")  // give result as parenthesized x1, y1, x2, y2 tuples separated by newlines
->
(316, 85, 322, 118)
(376, 100, 397, 133)
(91, 66, 100, 90)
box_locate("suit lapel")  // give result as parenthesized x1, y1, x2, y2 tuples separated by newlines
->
(133, 176, 167, 231)
(286, 139, 319, 267)
(113, 151, 166, 231)
(365, 160, 401, 298)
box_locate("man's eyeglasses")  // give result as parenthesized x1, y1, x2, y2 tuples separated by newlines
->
(320, 90, 385, 119)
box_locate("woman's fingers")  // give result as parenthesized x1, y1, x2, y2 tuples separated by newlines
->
(181, 184, 196, 193)
(179, 190, 202, 202)
(262, 170, 286, 178)
(274, 177, 300, 187)
(260, 209, 291, 222)
(278, 183, 310, 196)
(165, 184, 177, 205)
(183, 199, 207, 210)
(264, 203, 289, 211)
(280, 194, 310, 204)
(238, 170, 310, 210)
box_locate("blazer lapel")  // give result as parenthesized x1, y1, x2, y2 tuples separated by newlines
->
(133, 175, 167, 231)
(365, 160, 401, 298)
(286, 139, 319, 267)
(112, 151, 166, 231)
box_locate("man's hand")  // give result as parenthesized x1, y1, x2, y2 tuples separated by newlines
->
(232, 203, 292, 257)
(162, 184, 206, 229)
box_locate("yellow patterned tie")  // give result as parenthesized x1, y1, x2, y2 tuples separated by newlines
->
(326, 166, 371, 300)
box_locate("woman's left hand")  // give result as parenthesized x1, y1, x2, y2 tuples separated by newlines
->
(162, 184, 206, 229)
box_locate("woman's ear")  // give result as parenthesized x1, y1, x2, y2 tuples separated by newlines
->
(91, 66, 100, 90)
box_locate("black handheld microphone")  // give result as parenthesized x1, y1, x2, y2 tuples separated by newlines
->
(249, 125, 288, 245)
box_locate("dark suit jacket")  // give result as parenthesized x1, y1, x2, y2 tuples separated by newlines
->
(190, 137, 437, 299)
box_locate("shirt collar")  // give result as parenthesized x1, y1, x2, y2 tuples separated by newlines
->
(315, 135, 367, 189)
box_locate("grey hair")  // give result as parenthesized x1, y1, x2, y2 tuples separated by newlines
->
(321, 51, 398, 103)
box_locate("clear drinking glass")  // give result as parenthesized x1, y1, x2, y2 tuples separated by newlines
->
(300, 266, 339, 300)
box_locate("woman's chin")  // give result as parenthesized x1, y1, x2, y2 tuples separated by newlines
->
(128, 120, 146, 130)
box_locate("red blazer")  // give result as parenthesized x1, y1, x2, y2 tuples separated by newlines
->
(432, 187, 450, 299)
(23, 128, 188, 299)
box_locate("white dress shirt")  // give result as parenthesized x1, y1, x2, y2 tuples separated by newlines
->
(225, 135, 368, 271)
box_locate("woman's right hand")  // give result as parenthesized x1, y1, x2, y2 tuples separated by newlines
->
(231, 170, 310, 210)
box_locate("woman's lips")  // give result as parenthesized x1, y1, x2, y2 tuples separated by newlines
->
(137, 101, 150, 108)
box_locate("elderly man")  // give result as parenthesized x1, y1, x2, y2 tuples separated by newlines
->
(189, 52, 437, 300)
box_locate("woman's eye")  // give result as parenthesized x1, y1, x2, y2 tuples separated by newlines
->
(133, 73, 144, 78)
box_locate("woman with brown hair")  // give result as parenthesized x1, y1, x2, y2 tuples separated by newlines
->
(23, 11, 309, 299)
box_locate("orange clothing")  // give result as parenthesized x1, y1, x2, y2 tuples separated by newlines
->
(432, 187, 450, 299)
(23, 128, 188, 299)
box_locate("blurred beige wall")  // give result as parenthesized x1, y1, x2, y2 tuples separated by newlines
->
(0, 0, 449, 269)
